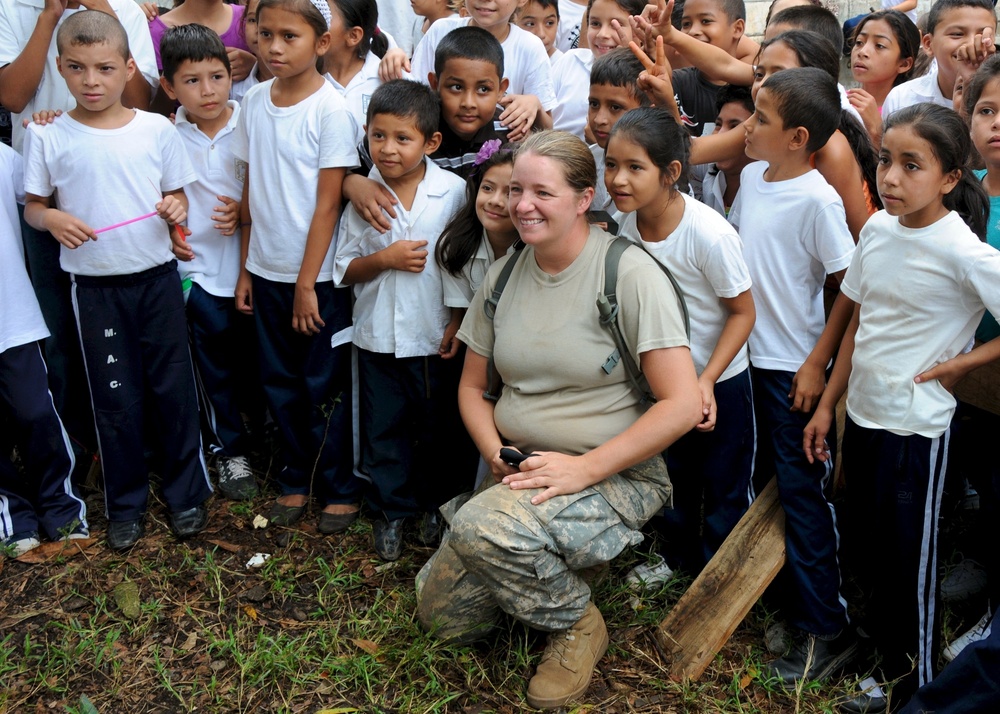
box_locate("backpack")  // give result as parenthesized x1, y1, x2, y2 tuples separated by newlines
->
(482, 237, 690, 405)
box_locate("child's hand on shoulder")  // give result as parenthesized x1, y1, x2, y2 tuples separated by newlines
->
(156, 194, 187, 226)
(498, 94, 543, 142)
(378, 48, 411, 82)
(45, 209, 96, 249)
(382, 239, 428, 272)
(292, 284, 325, 336)
(212, 195, 240, 236)
(345, 174, 399, 233)
(24, 109, 62, 128)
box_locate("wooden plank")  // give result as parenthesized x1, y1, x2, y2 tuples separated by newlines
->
(656, 477, 786, 681)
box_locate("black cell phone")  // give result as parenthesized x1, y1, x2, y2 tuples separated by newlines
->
(500, 447, 536, 466)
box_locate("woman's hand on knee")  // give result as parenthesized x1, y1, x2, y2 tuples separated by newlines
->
(503, 452, 596, 505)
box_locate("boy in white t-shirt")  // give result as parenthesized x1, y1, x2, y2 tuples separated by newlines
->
(159, 24, 261, 503)
(23, 11, 212, 551)
(515, 0, 563, 64)
(334, 81, 467, 562)
(882, 0, 996, 116)
(728, 68, 856, 686)
(0, 143, 88, 558)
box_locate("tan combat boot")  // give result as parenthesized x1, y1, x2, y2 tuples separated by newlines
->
(526, 601, 610, 709)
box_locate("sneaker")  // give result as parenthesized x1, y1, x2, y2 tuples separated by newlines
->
(838, 676, 888, 714)
(765, 619, 792, 656)
(526, 601, 610, 709)
(626, 554, 675, 592)
(763, 627, 857, 687)
(2, 531, 41, 557)
(372, 518, 405, 561)
(216, 455, 258, 501)
(944, 611, 992, 662)
(940, 558, 988, 604)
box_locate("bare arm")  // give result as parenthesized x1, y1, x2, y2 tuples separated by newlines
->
(235, 176, 253, 314)
(790, 274, 851, 413)
(814, 132, 872, 242)
(695, 289, 755, 431)
(0, 6, 60, 113)
(803, 299, 859, 463)
(689, 123, 746, 166)
(293, 167, 345, 335)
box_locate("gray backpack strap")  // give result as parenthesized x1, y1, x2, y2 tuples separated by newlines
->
(482, 243, 525, 402)
(596, 237, 691, 405)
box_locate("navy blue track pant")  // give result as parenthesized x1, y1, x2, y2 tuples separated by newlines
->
(843, 417, 950, 700)
(0, 342, 87, 540)
(186, 282, 262, 457)
(251, 276, 360, 505)
(72, 261, 211, 521)
(753, 367, 848, 637)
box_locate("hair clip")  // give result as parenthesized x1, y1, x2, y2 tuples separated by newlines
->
(307, 0, 332, 29)
(473, 139, 503, 166)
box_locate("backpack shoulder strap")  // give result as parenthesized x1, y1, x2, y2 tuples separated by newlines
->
(482, 242, 525, 401)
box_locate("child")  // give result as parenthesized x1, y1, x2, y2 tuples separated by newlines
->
(411, 0, 457, 37)
(436, 142, 518, 310)
(324, 0, 389, 142)
(845, 10, 921, 144)
(333, 80, 467, 561)
(727, 67, 857, 685)
(551, 0, 643, 139)
(381, 0, 555, 142)
(345, 27, 511, 231)
(231, 0, 275, 103)
(233, 0, 363, 534)
(516, 0, 563, 64)
(803, 102, 1000, 710)
(607, 107, 756, 573)
(673, 0, 746, 137)
(587, 48, 651, 211)
(690, 84, 754, 217)
(147, 0, 251, 74)
(557, 0, 588, 51)
(159, 23, 260, 502)
(0, 0, 159, 484)
(882, 0, 996, 116)
(23, 10, 212, 550)
(0, 142, 88, 557)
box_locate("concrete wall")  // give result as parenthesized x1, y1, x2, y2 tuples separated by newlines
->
(744, 0, 934, 39)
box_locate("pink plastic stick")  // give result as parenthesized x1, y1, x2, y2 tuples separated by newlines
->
(93, 211, 158, 235)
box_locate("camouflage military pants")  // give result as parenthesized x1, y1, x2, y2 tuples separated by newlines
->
(416, 456, 670, 642)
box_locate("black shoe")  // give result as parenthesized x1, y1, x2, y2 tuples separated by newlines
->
(415, 510, 442, 546)
(169, 505, 209, 539)
(372, 518, 405, 561)
(107, 519, 144, 550)
(268, 501, 305, 527)
(839, 678, 888, 713)
(763, 628, 857, 687)
(317, 508, 359, 535)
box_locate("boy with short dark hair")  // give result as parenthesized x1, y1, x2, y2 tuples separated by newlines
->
(516, 0, 563, 63)
(728, 67, 856, 686)
(883, 0, 996, 115)
(346, 27, 510, 231)
(334, 79, 467, 561)
(23, 11, 212, 551)
(159, 24, 260, 502)
(674, 0, 745, 137)
(690, 84, 754, 217)
(587, 48, 651, 211)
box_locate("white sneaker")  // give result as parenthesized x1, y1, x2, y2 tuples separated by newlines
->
(626, 554, 675, 592)
(944, 611, 992, 662)
(2, 533, 41, 557)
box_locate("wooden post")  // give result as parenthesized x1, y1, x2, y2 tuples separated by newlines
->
(656, 477, 786, 681)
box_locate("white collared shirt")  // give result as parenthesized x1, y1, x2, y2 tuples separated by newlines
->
(325, 51, 382, 145)
(0, 0, 158, 152)
(333, 158, 466, 357)
(174, 101, 245, 297)
(442, 230, 516, 309)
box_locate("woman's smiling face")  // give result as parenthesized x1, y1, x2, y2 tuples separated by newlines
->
(508, 152, 592, 248)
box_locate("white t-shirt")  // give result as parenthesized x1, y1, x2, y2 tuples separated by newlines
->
(409, 17, 556, 111)
(375, 0, 420, 56)
(24, 111, 196, 277)
(551, 48, 593, 139)
(619, 193, 751, 381)
(325, 51, 382, 145)
(729, 163, 854, 372)
(174, 102, 245, 298)
(441, 230, 516, 309)
(881, 67, 950, 118)
(231, 61, 261, 104)
(549, 47, 564, 65)
(0, 144, 49, 355)
(842, 210, 1000, 437)
(0, 0, 158, 152)
(333, 158, 466, 357)
(556, 0, 587, 52)
(233, 80, 359, 283)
